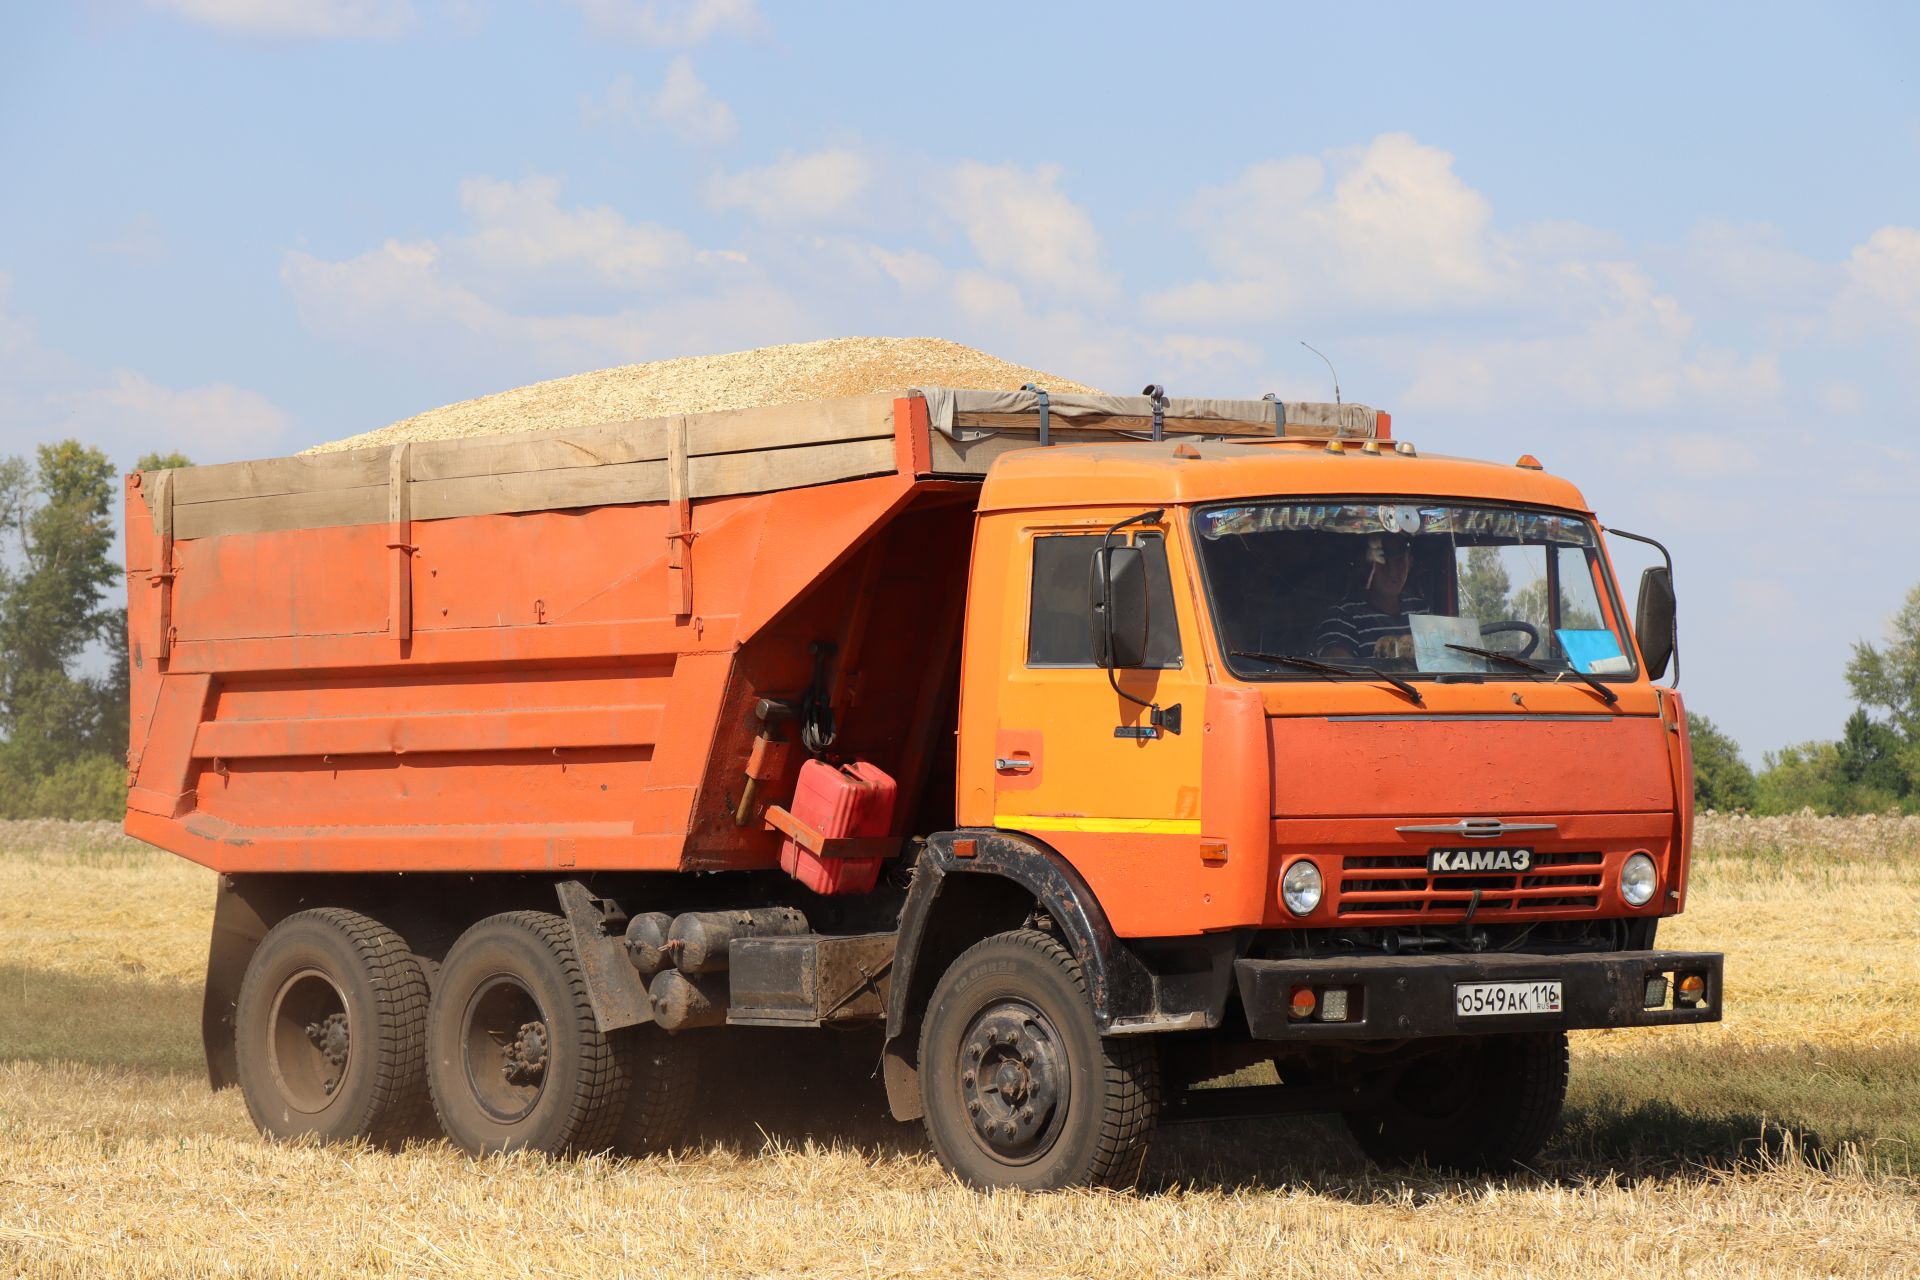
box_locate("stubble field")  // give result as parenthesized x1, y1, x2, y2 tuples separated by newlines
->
(1, 814, 1916, 1278)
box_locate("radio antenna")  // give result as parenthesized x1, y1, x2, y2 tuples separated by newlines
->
(1299, 341, 1341, 404)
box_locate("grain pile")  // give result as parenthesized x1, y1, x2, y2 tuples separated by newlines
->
(306, 337, 1099, 454)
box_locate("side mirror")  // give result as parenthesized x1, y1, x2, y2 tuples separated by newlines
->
(1635, 566, 1676, 681)
(1089, 544, 1150, 669)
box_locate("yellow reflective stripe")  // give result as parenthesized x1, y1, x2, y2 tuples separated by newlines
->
(994, 815, 1202, 836)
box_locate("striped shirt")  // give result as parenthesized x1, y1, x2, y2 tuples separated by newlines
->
(1315, 594, 1432, 663)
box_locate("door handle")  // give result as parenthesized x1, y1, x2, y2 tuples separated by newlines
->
(994, 758, 1034, 773)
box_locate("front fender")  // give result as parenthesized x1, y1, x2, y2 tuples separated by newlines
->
(885, 829, 1159, 1038)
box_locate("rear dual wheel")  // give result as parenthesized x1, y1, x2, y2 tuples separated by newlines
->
(426, 911, 633, 1156)
(233, 908, 432, 1145)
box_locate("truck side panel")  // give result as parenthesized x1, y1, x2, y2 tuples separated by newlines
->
(126, 459, 969, 875)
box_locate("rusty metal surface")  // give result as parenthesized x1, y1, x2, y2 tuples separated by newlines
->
(814, 932, 896, 1023)
(726, 931, 896, 1028)
(554, 881, 652, 1033)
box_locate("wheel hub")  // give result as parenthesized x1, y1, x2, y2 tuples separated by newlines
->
(959, 1004, 1066, 1159)
(501, 1020, 549, 1085)
(462, 977, 552, 1123)
(303, 1011, 351, 1094)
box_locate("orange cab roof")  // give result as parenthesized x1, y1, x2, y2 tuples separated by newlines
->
(974, 438, 1593, 516)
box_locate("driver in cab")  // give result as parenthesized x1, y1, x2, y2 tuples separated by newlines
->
(1316, 533, 1430, 666)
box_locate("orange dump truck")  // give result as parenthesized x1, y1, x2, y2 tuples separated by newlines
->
(124, 388, 1720, 1188)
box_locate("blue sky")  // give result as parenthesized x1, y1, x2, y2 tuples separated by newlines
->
(2, 1, 1917, 761)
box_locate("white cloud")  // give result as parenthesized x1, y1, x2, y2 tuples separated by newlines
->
(1838, 225, 1920, 328)
(651, 57, 735, 145)
(281, 179, 811, 375)
(453, 176, 696, 286)
(143, 0, 415, 38)
(0, 277, 289, 463)
(563, 0, 763, 44)
(59, 371, 289, 457)
(1681, 219, 1836, 311)
(1148, 134, 1500, 323)
(945, 162, 1114, 299)
(584, 59, 736, 146)
(708, 149, 873, 223)
(1399, 260, 1781, 414)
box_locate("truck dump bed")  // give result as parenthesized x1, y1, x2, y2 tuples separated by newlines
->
(123, 388, 1384, 876)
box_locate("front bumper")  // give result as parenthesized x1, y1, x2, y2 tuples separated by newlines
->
(1236, 948, 1722, 1041)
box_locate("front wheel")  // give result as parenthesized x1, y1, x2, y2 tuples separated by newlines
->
(1344, 1031, 1568, 1173)
(918, 929, 1158, 1190)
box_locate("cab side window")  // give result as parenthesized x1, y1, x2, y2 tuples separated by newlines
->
(1027, 533, 1183, 668)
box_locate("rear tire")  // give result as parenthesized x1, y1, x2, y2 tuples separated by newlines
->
(918, 929, 1158, 1190)
(427, 911, 633, 1156)
(614, 1024, 698, 1155)
(1344, 1031, 1569, 1173)
(233, 908, 431, 1146)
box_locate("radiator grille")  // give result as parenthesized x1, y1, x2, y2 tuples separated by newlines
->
(1336, 849, 1605, 917)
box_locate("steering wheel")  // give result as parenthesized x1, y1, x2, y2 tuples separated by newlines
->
(1480, 621, 1540, 658)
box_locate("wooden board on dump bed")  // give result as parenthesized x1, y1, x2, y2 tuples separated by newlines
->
(162, 394, 903, 540)
(152, 390, 1386, 541)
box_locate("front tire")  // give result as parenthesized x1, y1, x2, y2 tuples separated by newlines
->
(1344, 1031, 1569, 1173)
(918, 929, 1158, 1190)
(233, 908, 431, 1145)
(427, 911, 633, 1156)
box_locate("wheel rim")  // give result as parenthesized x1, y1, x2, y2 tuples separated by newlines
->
(462, 974, 551, 1124)
(955, 999, 1070, 1164)
(267, 967, 351, 1115)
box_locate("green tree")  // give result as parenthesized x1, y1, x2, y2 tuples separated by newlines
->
(1687, 712, 1756, 811)
(1754, 740, 1844, 814)
(1835, 708, 1908, 804)
(0, 442, 169, 818)
(1845, 584, 1920, 742)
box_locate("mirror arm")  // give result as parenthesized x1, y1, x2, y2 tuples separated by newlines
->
(1605, 527, 1678, 687)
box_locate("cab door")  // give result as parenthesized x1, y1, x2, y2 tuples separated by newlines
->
(988, 522, 1208, 839)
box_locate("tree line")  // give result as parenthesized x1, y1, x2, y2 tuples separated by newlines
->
(1690, 586, 1920, 813)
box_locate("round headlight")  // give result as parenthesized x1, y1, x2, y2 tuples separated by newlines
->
(1620, 852, 1658, 907)
(1281, 859, 1323, 917)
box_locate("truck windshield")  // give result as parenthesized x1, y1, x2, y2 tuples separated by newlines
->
(1192, 500, 1636, 681)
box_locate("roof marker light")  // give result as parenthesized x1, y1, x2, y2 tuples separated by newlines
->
(1395, 441, 1417, 456)
(1324, 440, 1348, 455)
(1516, 454, 1544, 470)
(1360, 440, 1382, 456)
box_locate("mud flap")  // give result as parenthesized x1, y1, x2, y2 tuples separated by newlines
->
(554, 880, 654, 1033)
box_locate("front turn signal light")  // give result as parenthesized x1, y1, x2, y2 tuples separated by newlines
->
(1676, 972, 1707, 1007)
(1289, 986, 1317, 1020)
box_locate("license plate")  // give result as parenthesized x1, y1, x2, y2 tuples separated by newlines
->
(1428, 846, 1533, 873)
(1454, 980, 1562, 1018)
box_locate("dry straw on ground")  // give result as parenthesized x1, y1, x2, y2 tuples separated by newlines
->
(3, 815, 1917, 1278)
(306, 337, 1099, 454)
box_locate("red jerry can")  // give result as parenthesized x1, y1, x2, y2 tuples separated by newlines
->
(780, 759, 897, 895)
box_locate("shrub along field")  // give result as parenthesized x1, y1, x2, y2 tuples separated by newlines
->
(1, 816, 1916, 1278)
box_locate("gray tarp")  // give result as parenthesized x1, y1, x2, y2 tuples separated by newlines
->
(910, 387, 1381, 439)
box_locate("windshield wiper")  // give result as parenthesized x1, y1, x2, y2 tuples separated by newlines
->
(1231, 651, 1424, 707)
(1445, 643, 1619, 706)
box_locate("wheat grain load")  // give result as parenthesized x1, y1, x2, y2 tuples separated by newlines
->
(306, 336, 1099, 454)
